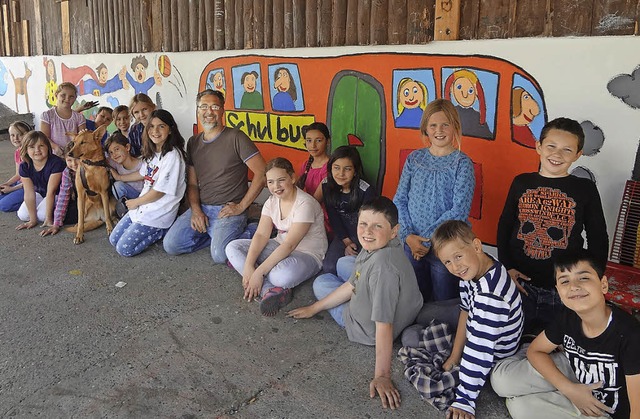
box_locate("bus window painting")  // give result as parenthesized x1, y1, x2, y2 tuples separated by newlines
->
(232, 63, 264, 111)
(206, 68, 226, 97)
(392, 69, 437, 129)
(198, 53, 547, 245)
(268, 64, 304, 112)
(511, 74, 545, 148)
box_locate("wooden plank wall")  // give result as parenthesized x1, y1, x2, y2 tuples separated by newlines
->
(1, 0, 639, 56)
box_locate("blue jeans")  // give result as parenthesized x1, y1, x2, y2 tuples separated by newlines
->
(336, 255, 356, 280)
(521, 282, 563, 334)
(163, 205, 248, 264)
(404, 244, 459, 302)
(0, 185, 24, 212)
(312, 272, 349, 327)
(225, 239, 321, 296)
(322, 237, 348, 274)
(112, 181, 141, 200)
(109, 213, 167, 257)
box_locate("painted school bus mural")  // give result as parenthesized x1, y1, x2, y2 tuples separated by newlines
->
(198, 53, 548, 245)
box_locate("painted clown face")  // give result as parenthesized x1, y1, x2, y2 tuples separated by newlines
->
(453, 76, 476, 108)
(275, 69, 291, 92)
(134, 63, 146, 82)
(400, 81, 424, 109)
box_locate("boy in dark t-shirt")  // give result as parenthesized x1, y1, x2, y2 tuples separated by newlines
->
(497, 117, 608, 333)
(491, 251, 640, 419)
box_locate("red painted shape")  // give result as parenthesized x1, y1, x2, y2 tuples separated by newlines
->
(347, 133, 364, 146)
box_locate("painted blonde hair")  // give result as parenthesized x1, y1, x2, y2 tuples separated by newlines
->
(396, 77, 428, 115)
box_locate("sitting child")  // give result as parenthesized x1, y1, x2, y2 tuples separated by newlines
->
(41, 143, 79, 236)
(0, 121, 31, 212)
(225, 157, 328, 316)
(491, 251, 640, 419)
(112, 105, 131, 138)
(321, 146, 376, 274)
(407, 220, 523, 418)
(85, 106, 112, 145)
(288, 197, 423, 410)
(106, 132, 143, 200)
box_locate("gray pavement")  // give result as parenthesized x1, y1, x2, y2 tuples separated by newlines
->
(0, 138, 511, 418)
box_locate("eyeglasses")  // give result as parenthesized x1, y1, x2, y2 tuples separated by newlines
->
(197, 104, 222, 111)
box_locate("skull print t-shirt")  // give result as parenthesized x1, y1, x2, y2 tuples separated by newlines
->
(496, 173, 608, 289)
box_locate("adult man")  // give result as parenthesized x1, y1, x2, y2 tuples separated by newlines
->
(163, 89, 266, 263)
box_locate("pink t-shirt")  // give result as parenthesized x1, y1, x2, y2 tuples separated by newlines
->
(261, 187, 328, 267)
(298, 160, 327, 196)
(14, 148, 21, 164)
(41, 108, 85, 149)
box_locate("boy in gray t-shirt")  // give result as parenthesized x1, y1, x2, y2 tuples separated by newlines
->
(288, 197, 423, 410)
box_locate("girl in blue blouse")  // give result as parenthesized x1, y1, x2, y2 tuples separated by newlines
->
(393, 99, 475, 301)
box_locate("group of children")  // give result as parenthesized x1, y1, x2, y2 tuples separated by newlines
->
(2, 85, 638, 418)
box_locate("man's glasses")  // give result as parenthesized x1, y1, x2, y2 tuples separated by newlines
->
(198, 104, 222, 111)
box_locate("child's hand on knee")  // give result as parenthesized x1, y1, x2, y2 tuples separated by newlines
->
(369, 376, 401, 410)
(564, 381, 615, 417)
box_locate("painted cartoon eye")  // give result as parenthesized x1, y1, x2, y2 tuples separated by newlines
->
(523, 94, 530, 100)
(456, 84, 462, 90)
(468, 87, 475, 95)
(403, 88, 410, 97)
(413, 87, 419, 94)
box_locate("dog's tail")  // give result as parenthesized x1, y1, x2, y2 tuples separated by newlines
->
(65, 220, 105, 233)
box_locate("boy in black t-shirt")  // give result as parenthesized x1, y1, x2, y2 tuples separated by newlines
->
(497, 117, 608, 333)
(491, 251, 640, 419)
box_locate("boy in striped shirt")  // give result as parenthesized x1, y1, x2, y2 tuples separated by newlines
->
(429, 220, 523, 418)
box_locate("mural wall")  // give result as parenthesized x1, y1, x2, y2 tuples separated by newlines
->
(0, 37, 638, 248)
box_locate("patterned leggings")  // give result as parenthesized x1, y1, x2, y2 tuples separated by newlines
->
(109, 213, 167, 257)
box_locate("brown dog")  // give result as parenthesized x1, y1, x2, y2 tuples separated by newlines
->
(66, 125, 116, 244)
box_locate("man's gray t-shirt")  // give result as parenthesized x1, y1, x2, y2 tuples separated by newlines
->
(343, 237, 424, 346)
(186, 127, 259, 206)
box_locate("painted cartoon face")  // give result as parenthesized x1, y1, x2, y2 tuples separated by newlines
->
(357, 209, 398, 252)
(197, 94, 225, 131)
(9, 127, 23, 148)
(331, 157, 356, 190)
(47, 60, 55, 78)
(27, 139, 49, 165)
(134, 63, 146, 82)
(243, 74, 257, 93)
(304, 130, 328, 158)
(437, 237, 485, 281)
(514, 90, 540, 125)
(266, 167, 296, 200)
(536, 128, 582, 178)
(94, 110, 113, 127)
(213, 72, 224, 90)
(400, 81, 424, 109)
(274, 69, 290, 92)
(65, 156, 79, 172)
(147, 117, 170, 151)
(555, 261, 608, 314)
(425, 111, 456, 154)
(98, 68, 108, 84)
(452, 77, 476, 108)
(115, 111, 131, 132)
(131, 102, 155, 126)
(108, 143, 131, 165)
(56, 87, 77, 109)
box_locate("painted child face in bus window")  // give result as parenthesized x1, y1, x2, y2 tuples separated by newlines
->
(304, 130, 328, 158)
(400, 80, 424, 109)
(213, 72, 224, 90)
(453, 77, 476, 108)
(243, 74, 257, 93)
(513, 90, 540, 126)
(275, 70, 291, 92)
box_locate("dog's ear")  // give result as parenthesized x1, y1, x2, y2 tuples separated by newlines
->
(93, 124, 107, 142)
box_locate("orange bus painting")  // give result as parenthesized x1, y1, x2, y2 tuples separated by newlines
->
(197, 53, 547, 245)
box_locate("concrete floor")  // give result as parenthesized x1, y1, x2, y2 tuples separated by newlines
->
(0, 139, 511, 418)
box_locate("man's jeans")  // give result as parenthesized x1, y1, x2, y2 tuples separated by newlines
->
(163, 205, 247, 264)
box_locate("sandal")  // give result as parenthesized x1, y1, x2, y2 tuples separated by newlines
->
(259, 287, 293, 316)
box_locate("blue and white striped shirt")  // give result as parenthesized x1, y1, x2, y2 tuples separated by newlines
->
(452, 258, 523, 415)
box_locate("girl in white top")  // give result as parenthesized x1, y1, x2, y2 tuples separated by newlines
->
(109, 109, 186, 257)
(40, 82, 86, 156)
(226, 157, 328, 316)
